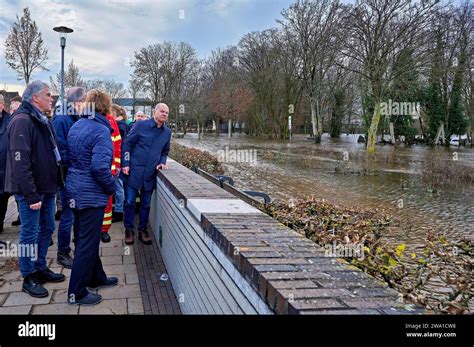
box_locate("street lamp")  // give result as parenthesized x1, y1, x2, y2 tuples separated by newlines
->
(53, 26, 73, 112)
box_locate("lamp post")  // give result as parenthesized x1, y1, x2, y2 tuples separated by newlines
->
(53, 26, 73, 112)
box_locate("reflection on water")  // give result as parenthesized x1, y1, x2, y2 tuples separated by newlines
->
(174, 133, 474, 245)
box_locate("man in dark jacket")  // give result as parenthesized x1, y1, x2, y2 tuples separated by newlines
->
(52, 87, 86, 269)
(121, 103, 171, 245)
(0, 94, 11, 234)
(5, 81, 65, 298)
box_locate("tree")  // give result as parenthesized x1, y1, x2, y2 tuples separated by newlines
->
(132, 41, 198, 106)
(128, 78, 143, 115)
(49, 60, 85, 94)
(4, 7, 48, 84)
(85, 79, 127, 100)
(341, 0, 438, 154)
(205, 47, 253, 137)
(279, 0, 345, 143)
(238, 29, 301, 138)
(330, 89, 345, 138)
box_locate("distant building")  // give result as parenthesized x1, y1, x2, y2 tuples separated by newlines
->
(114, 97, 153, 120)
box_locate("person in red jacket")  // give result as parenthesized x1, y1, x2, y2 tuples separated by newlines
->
(101, 113, 121, 242)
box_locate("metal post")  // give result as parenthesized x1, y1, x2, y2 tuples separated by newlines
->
(60, 36, 66, 112)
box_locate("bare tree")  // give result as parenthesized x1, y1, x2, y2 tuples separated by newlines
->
(4, 7, 48, 84)
(49, 60, 85, 94)
(132, 41, 198, 106)
(128, 78, 143, 115)
(205, 47, 253, 137)
(341, 0, 439, 154)
(85, 79, 127, 100)
(279, 0, 345, 143)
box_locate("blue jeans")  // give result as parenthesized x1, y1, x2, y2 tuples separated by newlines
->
(57, 188, 74, 253)
(17, 193, 56, 277)
(124, 186, 152, 231)
(114, 178, 124, 213)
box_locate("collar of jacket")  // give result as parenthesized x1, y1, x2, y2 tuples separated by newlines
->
(17, 101, 50, 125)
(81, 111, 114, 134)
(145, 118, 166, 129)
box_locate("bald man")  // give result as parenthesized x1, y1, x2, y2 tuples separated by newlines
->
(121, 103, 171, 245)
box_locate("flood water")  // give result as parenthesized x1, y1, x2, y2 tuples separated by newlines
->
(174, 133, 474, 246)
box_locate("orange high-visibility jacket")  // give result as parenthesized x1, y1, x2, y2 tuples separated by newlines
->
(106, 114, 122, 175)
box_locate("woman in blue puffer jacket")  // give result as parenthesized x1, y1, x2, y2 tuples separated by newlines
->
(65, 89, 118, 306)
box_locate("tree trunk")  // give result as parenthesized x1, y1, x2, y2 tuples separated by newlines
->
(311, 99, 321, 143)
(367, 102, 381, 155)
(197, 121, 201, 139)
(434, 122, 445, 145)
(389, 122, 395, 144)
(228, 118, 232, 139)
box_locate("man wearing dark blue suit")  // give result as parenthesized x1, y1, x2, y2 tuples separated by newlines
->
(121, 103, 171, 245)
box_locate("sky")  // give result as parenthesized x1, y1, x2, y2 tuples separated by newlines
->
(0, 0, 295, 94)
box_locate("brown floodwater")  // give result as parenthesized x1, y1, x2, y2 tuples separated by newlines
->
(174, 133, 474, 246)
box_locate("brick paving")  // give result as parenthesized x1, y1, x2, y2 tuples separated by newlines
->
(0, 197, 180, 315)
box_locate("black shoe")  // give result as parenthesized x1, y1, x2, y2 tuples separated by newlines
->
(11, 217, 21, 226)
(112, 212, 123, 223)
(88, 277, 119, 291)
(49, 239, 54, 246)
(35, 268, 66, 284)
(55, 210, 62, 221)
(57, 250, 73, 269)
(68, 292, 102, 306)
(101, 233, 111, 243)
(22, 274, 49, 298)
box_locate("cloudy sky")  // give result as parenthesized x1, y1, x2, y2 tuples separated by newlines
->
(0, 0, 294, 94)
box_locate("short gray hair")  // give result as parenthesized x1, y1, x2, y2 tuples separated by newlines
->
(155, 103, 169, 111)
(67, 87, 87, 103)
(22, 81, 49, 102)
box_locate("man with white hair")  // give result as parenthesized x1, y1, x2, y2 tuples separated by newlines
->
(134, 110, 148, 121)
(121, 103, 171, 245)
(4, 81, 65, 298)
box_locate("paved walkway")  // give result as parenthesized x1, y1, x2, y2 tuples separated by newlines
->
(0, 197, 180, 315)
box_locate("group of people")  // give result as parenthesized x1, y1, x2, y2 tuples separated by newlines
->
(0, 81, 171, 306)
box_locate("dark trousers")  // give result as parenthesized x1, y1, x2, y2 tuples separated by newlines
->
(124, 186, 152, 231)
(0, 193, 10, 233)
(68, 207, 107, 301)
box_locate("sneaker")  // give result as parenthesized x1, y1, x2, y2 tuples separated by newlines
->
(57, 250, 73, 269)
(125, 229, 134, 245)
(88, 277, 119, 291)
(68, 292, 102, 306)
(22, 273, 49, 298)
(35, 268, 66, 284)
(138, 229, 152, 245)
(100, 232, 111, 243)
